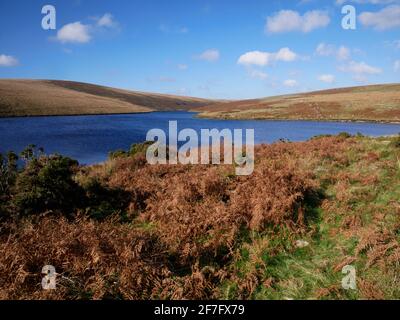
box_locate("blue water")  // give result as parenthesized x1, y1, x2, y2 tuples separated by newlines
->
(0, 112, 399, 165)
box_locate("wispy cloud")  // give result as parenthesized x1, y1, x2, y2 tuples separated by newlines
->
(95, 13, 118, 28)
(160, 24, 189, 34)
(249, 70, 268, 80)
(394, 60, 400, 72)
(0, 54, 18, 67)
(178, 64, 188, 70)
(55, 13, 118, 44)
(339, 60, 382, 82)
(359, 5, 400, 30)
(316, 43, 351, 61)
(340, 61, 382, 74)
(158, 77, 176, 83)
(196, 49, 220, 62)
(265, 10, 330, 33)
(283, 79, 299, 87)
(318, 74, 336, 83)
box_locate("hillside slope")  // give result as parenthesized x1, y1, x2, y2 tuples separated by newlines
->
(196, 84, 400, 122)
(0, 79, 213, 117)
(1, 135, 399, 299)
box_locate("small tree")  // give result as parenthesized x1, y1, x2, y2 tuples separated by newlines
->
(13, 154, 84, 216)
(0, 151, 19, 218)
(0, 151, 18, 194)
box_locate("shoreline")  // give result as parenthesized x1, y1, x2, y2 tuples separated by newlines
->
(1, 110, 400, 125)
(195, 113, 400, 125)
(0, 110, 153, 119)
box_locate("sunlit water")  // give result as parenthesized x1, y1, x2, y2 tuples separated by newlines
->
(0, 112, 399, 165)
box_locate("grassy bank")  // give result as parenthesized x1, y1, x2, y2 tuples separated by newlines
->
(0, 80, 213, 117)
(195, 84, 400, 123)
(0, 135, 399, 299)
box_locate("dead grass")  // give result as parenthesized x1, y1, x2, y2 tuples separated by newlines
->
(196, 84, 400, 122)
(0, 135, 399, 300)
(0, 80, 213, 117)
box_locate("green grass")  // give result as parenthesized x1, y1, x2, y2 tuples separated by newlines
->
(219, 135, 400, 300)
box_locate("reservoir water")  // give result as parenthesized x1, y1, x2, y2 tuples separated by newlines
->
(0, 111, 399, 165)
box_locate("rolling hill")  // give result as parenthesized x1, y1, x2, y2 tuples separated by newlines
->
(195, 84, 400, 123)
(0, 79, 214, 117)
(1, 80, 400, 122)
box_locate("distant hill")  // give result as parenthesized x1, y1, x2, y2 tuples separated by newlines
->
(0, 79, 214, 117)
(195, 84, 400, 123)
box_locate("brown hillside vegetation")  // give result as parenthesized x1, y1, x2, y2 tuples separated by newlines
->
(196, 84, 400, 122)
(0, 80, 213, 117)
(0, 134, 399, 299)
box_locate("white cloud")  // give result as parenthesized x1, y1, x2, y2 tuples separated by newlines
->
(316, 43, 351, 60)
(283, 79, 299, 87)
(56, 22, 91, 43)
(56, 13, 118, 45)
(316, 43, 336, 56)
(359, 5, 400, 30)
(238, 51, 272, 66)
(266, 10, 330, 33)
(339, 60, 382, 75)
(318, 74, 336, 83)
(394, 60, 400, 71)
(196, 49, 220, 62)
(237, 48, 298, 67)
(0, 54, 18, 67)
(249, 70, 268, 80)
(96, 13, 116, 28)
(275, 47, 298, 61)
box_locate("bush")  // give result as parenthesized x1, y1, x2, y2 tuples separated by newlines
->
(13, 154, 84, 216)
(108, 149, 128, 160)
(81, 177, 131, 220)
(0, 151, 18, 218)
(129, 142, 153, 157)
(389, 135, 400, 148)
(338, 132, 352, 139)
(108, 142, 153, 160)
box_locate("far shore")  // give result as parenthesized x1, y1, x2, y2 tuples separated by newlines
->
(195, 113, 400, 125)
(2, 110, 400, 125)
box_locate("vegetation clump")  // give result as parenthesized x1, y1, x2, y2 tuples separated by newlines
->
(0, 135, 399, 300)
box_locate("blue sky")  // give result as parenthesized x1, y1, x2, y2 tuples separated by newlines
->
(0, 0, 399, 99)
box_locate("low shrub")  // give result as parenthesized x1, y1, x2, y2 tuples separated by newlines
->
(12, 154, 84, 217)
(389, 135, 400, 148)
(81, 177, 131, 220)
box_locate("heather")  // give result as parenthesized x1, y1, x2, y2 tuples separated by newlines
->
(0, 135, 399, 300)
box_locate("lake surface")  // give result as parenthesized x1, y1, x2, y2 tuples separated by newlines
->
(1, 111, 399, 165)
